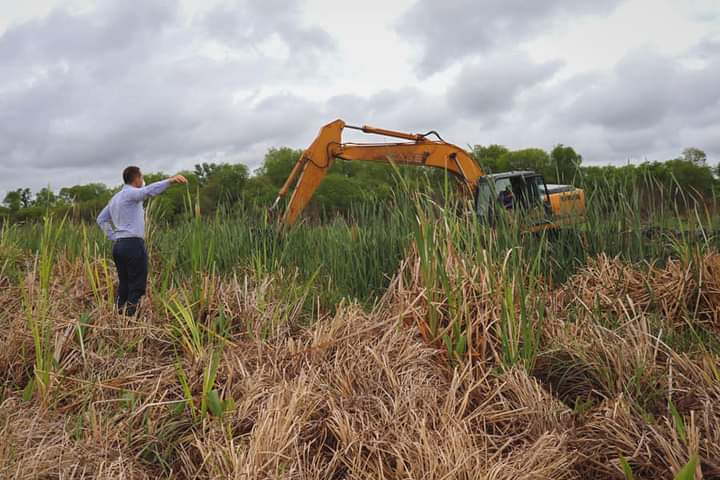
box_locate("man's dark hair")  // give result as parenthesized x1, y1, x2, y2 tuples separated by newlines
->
(123, 166, 141, 184)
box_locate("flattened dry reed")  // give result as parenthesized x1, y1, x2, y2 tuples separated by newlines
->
(2, 249, 720, 478)
(560, 251, 720, 330)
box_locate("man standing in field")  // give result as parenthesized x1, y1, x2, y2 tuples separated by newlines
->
(97, 166, 187, 316)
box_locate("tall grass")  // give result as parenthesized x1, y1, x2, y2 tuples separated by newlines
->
(81, 225, 114, 307)
(0, 223, 23, 282)
(385, 173, 719, 372)
(4, 175, 718, 312)
(20, 215, 65, 403)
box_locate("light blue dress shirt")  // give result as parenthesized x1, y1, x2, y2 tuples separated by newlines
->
(97, 180, 171, 240)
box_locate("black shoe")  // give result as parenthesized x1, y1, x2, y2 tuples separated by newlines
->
(125, 302, 139, 317)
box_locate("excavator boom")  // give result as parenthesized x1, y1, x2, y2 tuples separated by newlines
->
(273, 119, 484, 225)
(273, 118, 586, 229)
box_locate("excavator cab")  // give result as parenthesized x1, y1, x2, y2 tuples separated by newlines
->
(475, 171, 552, 228)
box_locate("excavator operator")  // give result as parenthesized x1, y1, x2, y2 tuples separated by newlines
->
(498, 186, 515, 210)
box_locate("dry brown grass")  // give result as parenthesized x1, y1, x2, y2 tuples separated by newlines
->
(1, 250, 719, 478)
(560, 252, 720, 330)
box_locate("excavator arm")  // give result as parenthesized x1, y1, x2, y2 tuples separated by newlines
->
(273, 119, 484, 225)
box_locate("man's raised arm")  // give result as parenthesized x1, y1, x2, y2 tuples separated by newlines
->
(126, 175, 188, 201)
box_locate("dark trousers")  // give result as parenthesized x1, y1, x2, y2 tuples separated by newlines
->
(112, 237, 148, 316)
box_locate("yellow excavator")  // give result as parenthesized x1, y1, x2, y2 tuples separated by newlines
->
(272, 119, 585, 232)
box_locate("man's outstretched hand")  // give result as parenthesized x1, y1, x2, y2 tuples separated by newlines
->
(170, 175, 188, 184)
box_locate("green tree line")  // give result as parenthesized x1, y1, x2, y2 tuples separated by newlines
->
(2, 145, 718, 224)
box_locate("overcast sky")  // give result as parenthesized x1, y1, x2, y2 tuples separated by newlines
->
(0, 0, 718, 195)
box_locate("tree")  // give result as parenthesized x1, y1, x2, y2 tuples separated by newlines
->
(3, 190, 22, 212)
(255, 148, 302, 187)
(3, 188, 32, 212)
(241, 176, 277, 208)
(550, 144, 582, 184)
(681, 147, 707, 166)
(663, 159, 715, 197)
(313, 174, 366, 218)
(34, 187, 57, 208)
(18, 188, 31, 208)
(59, 183, 109, 204)
(472, 144, 509, 173)
(201, 163, 249, 213)
(497, 148, 553, 180)
(194, 163, 220, 186)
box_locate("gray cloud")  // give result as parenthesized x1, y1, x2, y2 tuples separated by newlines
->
(202, 0, 333, 57)
(395, 0, 719, 163)
(1, 0, 718, 197)
(0, 1, 176, 68)
(447, 52, 562, 122)
(398, 0, 621, 75)
(325, 88, 455, 139)
(0, 0, 332, 194)
(691, 37, 720, 58)
(567, 49, 720, 133)
(425, 40, 720, 163)
(568, 53, 675, 130)
(485, 44, 720, 162)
